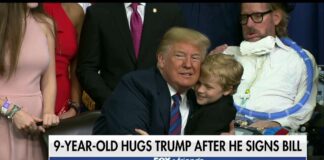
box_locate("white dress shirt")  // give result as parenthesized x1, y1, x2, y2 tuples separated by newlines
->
(78, 3, 91, 13)
(124, 3, 146, 30)
(167, 84, 190, 135)
(225, 37, 318, 131)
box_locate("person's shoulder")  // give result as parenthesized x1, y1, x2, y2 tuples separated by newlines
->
(302, 49, 317, 65)
(119, 68, 159, 94)
(301, 48, 319, 79)
(276, 37, 304, 58)
(88, 3, 120, 10)
(221, 95, 234, 103)
(150, 3, 180, 7)
(34, 14, 55, 38)
(275, 38, 305, 65)
(36, 13, 54, 26)
(205, 96, 236, 117)
(63, 3, 85, 27)
(205, 95, 234, 109)
(66, 3, 84, 16)
(148, 3, 182, 11)
(222, 95, 236, 111)
(86, 3, 121, 16)
(122, 68, 156, 82)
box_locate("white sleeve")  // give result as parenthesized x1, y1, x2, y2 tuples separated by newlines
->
(276, 49, 319, 131)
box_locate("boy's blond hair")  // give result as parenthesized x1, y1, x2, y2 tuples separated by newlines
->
(200, 54, 243, 94)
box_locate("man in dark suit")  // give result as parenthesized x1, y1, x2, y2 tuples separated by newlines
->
(77, 3, 185, 110)
(93, 27, 211, 135)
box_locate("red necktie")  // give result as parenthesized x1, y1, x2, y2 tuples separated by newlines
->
(130, 3, 143, 59)
(168, 93, 182, 135)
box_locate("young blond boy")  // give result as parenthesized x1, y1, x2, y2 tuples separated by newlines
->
(185, 54, 243, 135)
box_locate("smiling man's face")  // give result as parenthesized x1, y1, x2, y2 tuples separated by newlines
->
(158, 42, 203, 93)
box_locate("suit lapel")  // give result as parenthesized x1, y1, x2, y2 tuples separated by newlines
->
(154, 69, 199, 133)
(138, 4, 157, 60)
(186, 89, 197, 117)
(154, 68, 171, 133)
(111, 4, 137, 63)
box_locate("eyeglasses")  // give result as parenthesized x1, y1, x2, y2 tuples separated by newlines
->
(240, 10, 272, 25)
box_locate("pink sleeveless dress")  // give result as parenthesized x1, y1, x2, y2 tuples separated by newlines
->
(0, 15, 50, 160)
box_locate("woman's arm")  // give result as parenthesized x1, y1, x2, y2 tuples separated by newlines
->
(1, 98, 43, 134)
(59, 3, 85, 119)
(39, 16, 60, 127)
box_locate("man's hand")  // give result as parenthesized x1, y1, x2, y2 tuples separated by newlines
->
(135, 128, 149, 135)
(249, 120, 281, 130)
(209, 44, 228, 55)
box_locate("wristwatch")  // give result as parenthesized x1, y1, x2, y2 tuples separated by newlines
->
(68, 100, 81, 115)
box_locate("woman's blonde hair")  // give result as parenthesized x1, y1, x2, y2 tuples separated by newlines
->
(0, 3, 53, 78)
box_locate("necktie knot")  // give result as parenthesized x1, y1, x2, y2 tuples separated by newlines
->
(172, 93, 182, 103)
(131, 3, 139, 11)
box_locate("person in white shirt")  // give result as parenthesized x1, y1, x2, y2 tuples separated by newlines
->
(211, 3, 319, 132)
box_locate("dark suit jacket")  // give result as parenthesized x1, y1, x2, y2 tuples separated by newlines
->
(77, 3, 185, 109)
(92, 67, 196, 135)
(185, 94, 236, 135)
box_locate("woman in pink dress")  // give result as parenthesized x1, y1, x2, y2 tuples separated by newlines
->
(0, 3, 59, 160)
(43, 3, 87, 119)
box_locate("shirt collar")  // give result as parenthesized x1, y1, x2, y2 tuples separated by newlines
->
(167, 83, 186, 101)
(265, 36, 293, 68)
(124, 3, 146, 8)
(274, 36, 291, 52)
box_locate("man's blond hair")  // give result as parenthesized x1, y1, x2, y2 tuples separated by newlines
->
(157, 27, 211, 57)
(268, 3, 290, 37)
